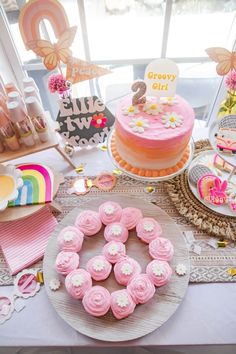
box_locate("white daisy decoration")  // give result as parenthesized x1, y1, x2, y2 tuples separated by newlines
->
(71, 274, 84, 286)
(116, 294, 129, 308)
(63, 231, 75, 242)
(143, 222, 154, 232)
(93, 259, 105, 272)
(160, 96, 178, 106)
(161, 112, 183, 129)
(121, 263, 133, 275)
(108, 244, 119, 255)
(122, 105, 140, 116)
(104, 204, 115, 215)
(49, 278, 61, 291)
(129, 117, 150, 134)
(143, 101, 163, 115)
(152, 264, 164, 276)
(111, 224, 122, 236)
(0, 164, 23, 212)
(226, 181, 236, 198)
(175, 264, 187, 276)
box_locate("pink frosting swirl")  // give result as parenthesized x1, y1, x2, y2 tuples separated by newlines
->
(55, 251, 79, 276)
(98, 201, 122, 225)
(127, 273, 155, 304)
(65, 269, 92, 299)
(120, 207, 143, 230)
(149, 237, 174, 261)
(104, 222, 129, 243)
(146, 260, 172, 287)
(58, 226, 84, 252)
(82, 286, 111, 317)
(136, 217, 162, 244)
(75, 210, 102, 236)
(86, 255, 112, 281)
(114, 257, 141, 286)
(111, 289, 136, 319)
(102, 241, 126, 264)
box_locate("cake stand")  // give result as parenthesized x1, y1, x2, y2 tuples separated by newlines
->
(107, 130, 194, 182)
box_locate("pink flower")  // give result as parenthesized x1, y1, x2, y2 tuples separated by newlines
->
(225, 70, 236, 91)
(48, 74, 68, 93)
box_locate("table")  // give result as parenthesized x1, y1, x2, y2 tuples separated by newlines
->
(1, 126, 236, 354)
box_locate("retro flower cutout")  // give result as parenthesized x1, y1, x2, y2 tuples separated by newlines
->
(160, 96, 178, 105)
(143, 101, 163, 115)
(122, 105, 139, 116)
(129, 117, 150, 133)
(116, 293, 129, 308)
(111, 224, 122, 236)
(152, 263, 164, 276)
(161, 112, 183, 129)
(0, 164, 23, 212)
(91, 113, 107, 128)
(92, 259, 105, 272)
(121, 263, 133, 275)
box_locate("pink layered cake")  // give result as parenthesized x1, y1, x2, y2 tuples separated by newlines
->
(114, 95, 194, 170)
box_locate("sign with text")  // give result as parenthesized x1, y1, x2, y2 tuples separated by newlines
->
(56, 96, 115, 147)
(144, 59, 179, 98)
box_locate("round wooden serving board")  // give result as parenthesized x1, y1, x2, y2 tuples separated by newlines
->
(43, 196, 190, 342)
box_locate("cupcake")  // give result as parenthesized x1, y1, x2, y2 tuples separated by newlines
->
(75, 210, 102, 236)
(98, 201, 122, 225)
(65, 269, 92, 299)
(149, 237, 174, 261)
(127, 273, 155, 304)
(86, 255, 112, 281)
(146, 260, 172, 287)
(114, 257, 141, 286)
(55, 251, 79, 276)
(120, 207, 143, 230)
(57, 226, 84, 252)
(102, 241, 126, 264)
(111, 289, 136, 319)
(104, 222, 128, 243)
(136, 217, 162, 244)
(82, 286, 111, 317)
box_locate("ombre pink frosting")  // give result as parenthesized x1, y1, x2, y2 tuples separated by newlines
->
(102, 240, 126, 264)
(111, 289, 136, 319)
(146, 260, 172, 287)
(75, 210, 102, 236)
(65, 269, 92, 299)
(149, 237, 174, 261)
(136, 217, 162, 243)
(98, 201, 122, 225)
(86, 255, 112, 281)
(114, 257, 141, 286)
(55, 251, 79, 276)
(82, 286, 111, 317)
(104, 222, 129, 243)
(120, 207, 143, 230)
(127, 273, 155, 304)
(58, 226, 84, 252)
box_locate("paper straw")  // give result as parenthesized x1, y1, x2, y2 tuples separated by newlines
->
(0, 94, 8, 115)
(0, 107, 10, 128)
(0, 75, 6, 96)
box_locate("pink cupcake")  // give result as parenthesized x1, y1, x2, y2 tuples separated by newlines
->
(149, 237, 174, 261)
(146, 260, 172, 287)
(104, 222, 128, 243)
(136, 217, 162, 244)
(120, 207, 143, 230)
(98, 201, 122, 225)
(65, 269, 92, 299)
(86, 255, 112, 281)
(127, 273, 155, 304)
(55, 251, 79, 276)
(58, 226, 84, 252)
(75, 210, 102, 236)
(102, 241, 126, 264)
(114, 257, 141, 286)
(82, 286, 111, 317)
(111, 289, 136, 319)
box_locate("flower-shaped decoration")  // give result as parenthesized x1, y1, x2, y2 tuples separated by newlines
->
(225, 69, 236, 92)
(160, 96, 178, 105)
(71, 274, 84, 287)
(104, 204, 115, 215)
(49, 278, 61, 291)
(152, 263, 164, 276)
(143, 222, 154, 232)
(161, 112, 183, 129)
(48, 74, 70, 94)
(116, 293, 129, 308)
(143, 101, 163, 115)
(111, 224, 122, 236)
(91, 113, 107, 128)
(122, 105, 139, 116)
(108, 244, 119, 255)
(121, 263, 133, 275)
(0, 164, 23, 212)
(129, 117, 150, 133)
(63, 231, 75, 242)
(175, 264, 187, 276)
(92, 259, 105, 272)
(226, 181, 236, 198)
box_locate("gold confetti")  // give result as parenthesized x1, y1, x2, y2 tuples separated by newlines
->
(217, 240, 228, 248)
(36, 270, 44, 284)
(227, 268, 236, 276)
(100, 145, 107, 151)
(87, 179, 93, 188)
(144, 186, 156, 194)
(75, 164, 85, 174)
(113, 169, 122, 176)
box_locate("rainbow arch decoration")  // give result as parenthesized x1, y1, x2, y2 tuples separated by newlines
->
(8, 164, 54, 207)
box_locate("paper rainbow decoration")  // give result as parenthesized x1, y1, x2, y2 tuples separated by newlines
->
(8, 164, 54, 207)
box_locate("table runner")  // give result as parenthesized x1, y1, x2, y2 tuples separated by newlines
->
(1, 174, 235, 285)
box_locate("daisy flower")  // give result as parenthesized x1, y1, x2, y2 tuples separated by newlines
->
(143, 101, 163, 115)
(111, 224, 122, 236)
(108, 244, 119, 255)
(104, 204, 115, 215)
(91, 113, 107, 128)
(121, 263, 133, 275)
(122, 105, 140, 116)
(160, 96, 178, 105)
(152, 264, 164, 276)
(129, 117, 150, 133)
(161, 112, 183, 128)
(143, 222, 154, 232)
(49, 278, 61, 291)
(93, 259, 105, 271)
(71, 274, 84, 287)
(175, 264, 187, 276)
(116, 294, 129, 308)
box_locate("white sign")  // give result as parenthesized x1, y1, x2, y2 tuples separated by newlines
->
(144, 59, 179, 98)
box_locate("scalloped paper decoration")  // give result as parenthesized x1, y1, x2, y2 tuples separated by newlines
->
(0, 164, 23, 212)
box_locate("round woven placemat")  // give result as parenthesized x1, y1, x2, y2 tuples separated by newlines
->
(165, 139, 236, 241)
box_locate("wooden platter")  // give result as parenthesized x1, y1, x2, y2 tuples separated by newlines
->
(43, 196, 190, 342)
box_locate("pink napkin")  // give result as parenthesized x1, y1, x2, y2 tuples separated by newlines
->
(0, 206, 57, 275)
